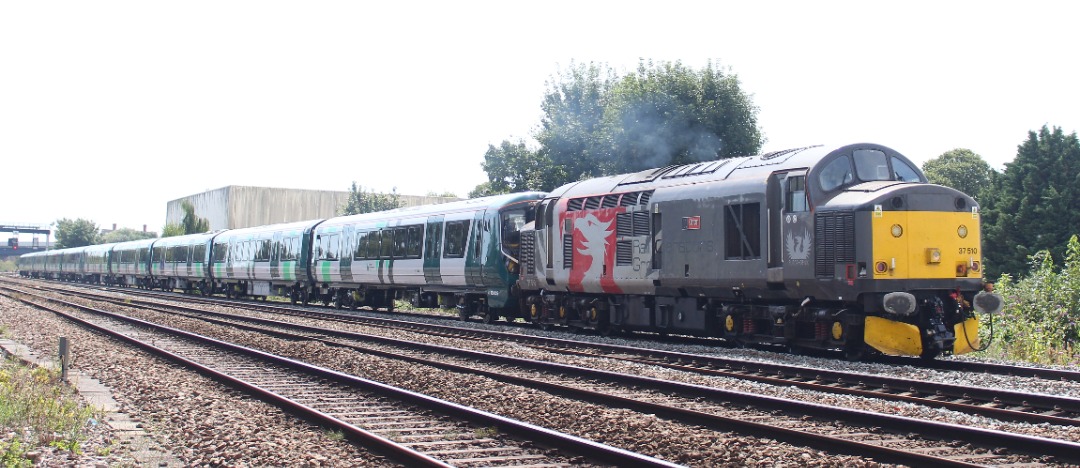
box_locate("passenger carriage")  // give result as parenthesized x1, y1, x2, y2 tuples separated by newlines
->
(82, 243, 115, 284)
(210, 220, 322, 301)
(311, 192, 544, 320)
(111, 239, 157, 288)
(150, 232, 220, 294)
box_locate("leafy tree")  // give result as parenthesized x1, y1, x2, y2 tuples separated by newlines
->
(161, 224, 185, 238)
(479, 139, 556, 195)
(602, 60, 762, 174)
(983, 125, 1080, 278)
(476, 60, 763, 194)
(53, 218, 99, 249)
(425, 190, 460, 198)
(533, 61, 616, 186)
(180, 201, 210, 234)
(921, 148, 996, 201)
(340, 182, 402, 215)
(100, 228, 157, 243)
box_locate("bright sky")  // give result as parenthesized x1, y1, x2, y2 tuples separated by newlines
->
(2, 1, 1077, 236)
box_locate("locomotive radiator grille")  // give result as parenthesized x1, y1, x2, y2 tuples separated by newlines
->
(814, 211, 855, 278)
(616, 240, 633, 266)
(563, 234, 573, 268)
(521, 231, 536, 274)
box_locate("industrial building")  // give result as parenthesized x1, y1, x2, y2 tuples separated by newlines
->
(165, 186, 460, 231)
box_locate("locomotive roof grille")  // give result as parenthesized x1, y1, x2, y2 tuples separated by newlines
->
(760, 146, 818, 160)
(661, 159, 730, 179)
(566, 190, 655, 212)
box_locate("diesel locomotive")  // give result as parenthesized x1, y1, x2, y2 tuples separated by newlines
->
(17, 143, 1002, 359)
(516, 143, 1002, 359)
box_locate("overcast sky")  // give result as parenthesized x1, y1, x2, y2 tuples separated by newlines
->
(2, 1, 1077, 237)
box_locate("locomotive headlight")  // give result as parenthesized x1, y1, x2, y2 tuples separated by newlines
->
(926, 248, 942, 264)
(957, 225, 968, 238)
(891, 224, 903, 238)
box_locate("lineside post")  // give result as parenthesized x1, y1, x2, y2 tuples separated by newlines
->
(58, 336, 70, 381)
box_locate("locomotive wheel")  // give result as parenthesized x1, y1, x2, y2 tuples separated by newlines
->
(458, 307, 470, 321)
(301, 290, 310, 306)
(290, 291, 298, 305)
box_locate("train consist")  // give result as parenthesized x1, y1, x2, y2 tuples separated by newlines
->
(18, 143, 1003, 359)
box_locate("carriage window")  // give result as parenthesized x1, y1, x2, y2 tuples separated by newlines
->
(353, 231, 367, 260)
(364, 231, 380, 259)
(406, 225, 423, 258)
(193, 244, 206, 262)
(819, 156, 853, 191)
(213, 243, 228, 262)
(891, 156, 922, 182)
(326, 234, 339, 260)
(786, 176, 808, 212)
(281, 237, 298, 261)
(255, 239, 272, 262)
(444, 221, 470, 258)
(392, 228, 407, 258)
(854, 149, 890, 181)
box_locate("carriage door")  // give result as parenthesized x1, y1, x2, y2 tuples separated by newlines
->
(767, 171, 811, 285)
(340, 226, 354, 283)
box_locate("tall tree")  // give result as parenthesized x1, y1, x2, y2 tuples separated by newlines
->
(603, 60, 762, 174)
(984, 125, 1080, 278)
(921, 148, 996, 201)
(478, 139, 556, 194)
(340, 182, 402, 215)
(180, 201, 210, 234)
(477, 60, 763, 194)
(53, 218, 99, 248)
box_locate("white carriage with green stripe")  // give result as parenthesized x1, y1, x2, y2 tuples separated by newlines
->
(310, 193, 544, 320)
(210, 220, 322, 301)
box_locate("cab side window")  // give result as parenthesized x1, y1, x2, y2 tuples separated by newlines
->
(786, 176, 808, 212)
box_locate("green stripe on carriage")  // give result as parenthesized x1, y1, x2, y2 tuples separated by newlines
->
(320, 261, 331, 281)
(282, 261, 295, 281)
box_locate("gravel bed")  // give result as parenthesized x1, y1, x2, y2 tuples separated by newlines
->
(10, 280, 1079, 465)
(44, 290, 891, 467)
(0, 294, 394, 467)
(119, 294, 1080, 446)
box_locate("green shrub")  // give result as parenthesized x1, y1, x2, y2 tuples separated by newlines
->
(981, 236, 1080, 365)
(0, 357, 102, 462)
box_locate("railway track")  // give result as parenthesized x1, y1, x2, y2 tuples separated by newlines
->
(86, 280, 1080, 383)
(1, 286, 677, 467)
(17, 285, 1080, 466)
(17, 277, 1080, 384)
(65, 282, 1080, 427)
